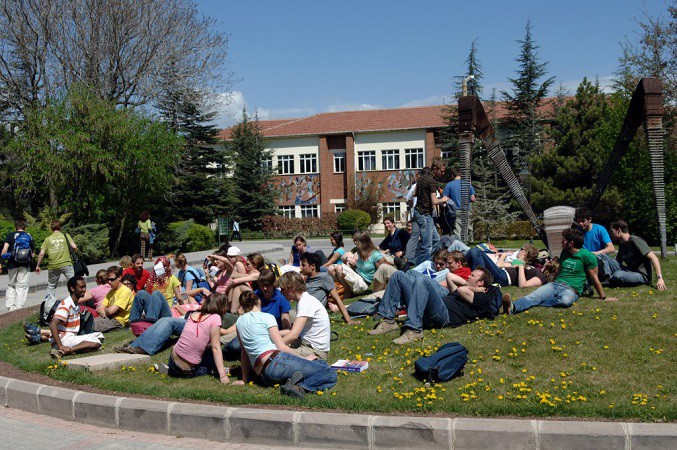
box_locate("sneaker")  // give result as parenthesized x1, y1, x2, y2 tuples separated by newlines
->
(50, 348, 64, 359)
(393, 329, 423, 345)
(280, 384, 305, 399)
(154, 363, 169, 375)
(23, 321, 40, 335)
(368, 319, 399, 335)
(285, 371, 304, 387)
(501, 294, 512, 315)
(25, 332, 42, 345)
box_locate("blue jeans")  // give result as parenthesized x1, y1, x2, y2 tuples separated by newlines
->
(130, 290, 173, 323)
(260, 352, 337, 392)
(465, 247, 509, 286)
(168, 351, 215, 378)
(447, 240, 470, 255)
(405, 275, 450, 331)
(412, 210, 440, 265)
(512, 282, 579, 314)
(224, 336, 241, 360)
(598, 253, 648, 286)
(376, 271, 418, 320)
(131, 317, 186, 355)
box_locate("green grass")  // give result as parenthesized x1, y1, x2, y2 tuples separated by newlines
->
(1, 259, 675, 422)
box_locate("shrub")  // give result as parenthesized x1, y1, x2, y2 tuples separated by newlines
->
(65, 224, 110, 263)
(186, 222, 216, 252)
(261, 213, 338, 238)
(0, 220, 14, 241)
(161, 220, 215, 253)
(473, 220, 538, 241)
(337, 209, 371, 232)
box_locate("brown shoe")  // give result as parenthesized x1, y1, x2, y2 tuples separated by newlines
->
(368, 319, 399, 335)
(393, 329, 423, 345)
(502, 294, 512, 315)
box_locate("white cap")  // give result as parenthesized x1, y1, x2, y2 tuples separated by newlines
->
(227, 246, 241, 256)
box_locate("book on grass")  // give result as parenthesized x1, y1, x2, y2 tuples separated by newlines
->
(331, 359, 369, 372)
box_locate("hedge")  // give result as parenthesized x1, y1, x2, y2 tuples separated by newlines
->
(261, 213, 339, 238)
(337, 209, 371, 231)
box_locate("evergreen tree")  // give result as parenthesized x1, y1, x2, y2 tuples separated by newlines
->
(501, 20, 555, 170)
(229, 110, 276, 230)
(453, 38, 484, 99)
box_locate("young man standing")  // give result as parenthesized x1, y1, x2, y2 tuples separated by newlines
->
(278, 271, 331, 360)
(574, 207, 615, 255)
(300, 252, 354, 324)
(503, 229, 616, 314)
(443, 167, 476, 237)
(94, 266, 134, 332)
(2, 219, 34, 311)
(601, 220, 666, 290)
(35, 221, 78, 313)
(410, 158, 450, 265)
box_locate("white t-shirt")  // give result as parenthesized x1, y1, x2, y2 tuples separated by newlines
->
(296, 291, 331, 352)
(236, 311, 279, 367)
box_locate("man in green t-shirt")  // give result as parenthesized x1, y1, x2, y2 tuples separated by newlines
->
(35, 220, 78, 312)
(503, 228, 616, 314)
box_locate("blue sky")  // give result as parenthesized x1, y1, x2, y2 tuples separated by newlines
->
(196, 1, 669, 127)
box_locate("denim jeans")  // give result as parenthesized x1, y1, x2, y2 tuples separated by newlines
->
(512, 282, 579, 314)
(404, 217, 419, 261)
(131, 317, 186, 355)
(224, 335, 241, 360)
(168, 351, 215, 378)
(45, 265, 75, 310)
(130, 290, 172, 323)
(598, 253, 648, 286)
(404, 275, 450, 331)
(260, 351, 337, 392)
(447, 239, 470, 255)
(465, 247, 509, 286)
(412, 210, 440, 265)
(376, 271, 418, 320)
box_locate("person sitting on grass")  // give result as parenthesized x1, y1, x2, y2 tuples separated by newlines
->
(228, 252, 267, 292)
(233, 290, 338, 399)
(369, 265, 497, 344)
(321, 232, 346, 268)
(332, 231, 391, 298)
(24, 276, 104, 358)
(93, 266, 134, 332)
(122, 254, 150, 292)
(161, 292, 230, 382)
(502, 228, 616, 315)
(144, 256, 183, 309)
(300, 252, 355, 325)
(277, 271, 332, 360)
(77, 269, 111, 317)
(208, 249, 252, 314)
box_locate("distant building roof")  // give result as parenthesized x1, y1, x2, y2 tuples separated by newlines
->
(216, 100, 557, 141)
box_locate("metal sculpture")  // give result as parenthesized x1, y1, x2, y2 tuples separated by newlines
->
(588, 78, 667, 258)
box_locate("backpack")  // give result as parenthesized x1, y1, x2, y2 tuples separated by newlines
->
(78, 310, 95, 335)
(346, 297, 381, 318)
(414, 342, 468, 382)
(485, 285, 503, 320)
(12, 231, 33, 264)
(39, 298, 60, 327)
(39, 298, 94, 334)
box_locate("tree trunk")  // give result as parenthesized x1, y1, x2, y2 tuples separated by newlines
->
(111, 212, 128, 258)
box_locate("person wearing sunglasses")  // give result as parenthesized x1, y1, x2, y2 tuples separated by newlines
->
(93, 266, 134, 332)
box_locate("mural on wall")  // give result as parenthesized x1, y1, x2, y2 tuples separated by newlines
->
(354, 169, 417, 201)
(278, 174, 320, 205)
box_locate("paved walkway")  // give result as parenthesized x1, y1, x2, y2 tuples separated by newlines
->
(0, 406, 310, 449)
(0, 238, 336, 312)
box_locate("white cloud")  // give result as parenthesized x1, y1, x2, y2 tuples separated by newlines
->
(400, 95, 448, 107)
(325, 102, 381, 112)
(211, 91, 246, 129)
(254, 106, 316, 121)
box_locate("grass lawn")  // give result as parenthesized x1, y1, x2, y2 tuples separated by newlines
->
(0, 258, 674, 423)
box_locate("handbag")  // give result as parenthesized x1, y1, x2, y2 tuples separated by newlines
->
(64, 234, 89, 277)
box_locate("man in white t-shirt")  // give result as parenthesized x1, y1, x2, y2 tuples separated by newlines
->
(277, 271, 331, 360)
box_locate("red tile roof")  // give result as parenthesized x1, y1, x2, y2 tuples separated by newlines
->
(217, 100, 558, 141)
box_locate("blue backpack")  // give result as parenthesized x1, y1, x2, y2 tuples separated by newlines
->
(12, 232, 33, 264)
(414, 342, 468, 382)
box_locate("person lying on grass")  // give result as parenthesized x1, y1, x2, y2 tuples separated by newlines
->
(163, 292, 230, 382)
(24, 276, 103, 359)
(233, 290, 337, 399)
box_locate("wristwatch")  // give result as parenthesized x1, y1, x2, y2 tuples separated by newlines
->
(657, 275, 663, 279)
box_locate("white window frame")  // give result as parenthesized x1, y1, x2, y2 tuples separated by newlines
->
(261, 157, 273, 172)
(381, 149, 400, 170)
(334, 203, 346, 213)
(300, 204, 319, 218)
(357, 150, 376, 171)
(381, 202, 402, 222)
(277, 155, 295, 175)
(277, 205, 295, 218)
(333, 152, 346, 173)
(299, 153, 317, 174)
(405, 148, 424, 169)
(441, 149, 454, 160)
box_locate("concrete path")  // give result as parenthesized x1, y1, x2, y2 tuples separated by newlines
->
(0, 238, 336, 312)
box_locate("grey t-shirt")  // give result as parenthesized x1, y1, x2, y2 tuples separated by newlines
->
(618, 235, 652, 279)
(305, 272, 335, 307)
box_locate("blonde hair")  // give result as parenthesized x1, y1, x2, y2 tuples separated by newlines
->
(119, 255, 132, 268)
(277, 271, 306, 293)
(353, 230, 377, 261)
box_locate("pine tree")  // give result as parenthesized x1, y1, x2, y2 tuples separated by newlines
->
(229, 109, 276, 230)
(501, 20, 555, 170)
(453, 38, 484, 99)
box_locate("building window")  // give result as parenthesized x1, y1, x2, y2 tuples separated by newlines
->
(357, 150, 376, 171)
(334, 203, 346, 213)
(261, 157, 273, 172)
(405, 148, 424, 169)
(300, 205, 319, 218)
(299, 153, 317, 174)
(278, 205, 295, 218)
(381, 149, 400, 170)
(381, 202, 402, 222)
(277, 155, 294, 175)
(441, 149, 454, 160)
(333, 152, 346, 173)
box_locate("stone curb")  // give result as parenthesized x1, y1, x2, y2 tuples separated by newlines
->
(0, 375, 675, 449)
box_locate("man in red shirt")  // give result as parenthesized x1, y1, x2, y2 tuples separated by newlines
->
(122, 253, 150, 291)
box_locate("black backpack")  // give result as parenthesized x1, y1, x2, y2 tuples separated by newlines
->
(39, 299, 94, 335)
(414, 342, 468, 382)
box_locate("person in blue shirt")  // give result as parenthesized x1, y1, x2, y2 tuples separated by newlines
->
(574, 207, 615, 255)
(443, 168, 475, 237)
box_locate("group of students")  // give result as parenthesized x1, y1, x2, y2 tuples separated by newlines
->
(22, 203, 667, 398)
